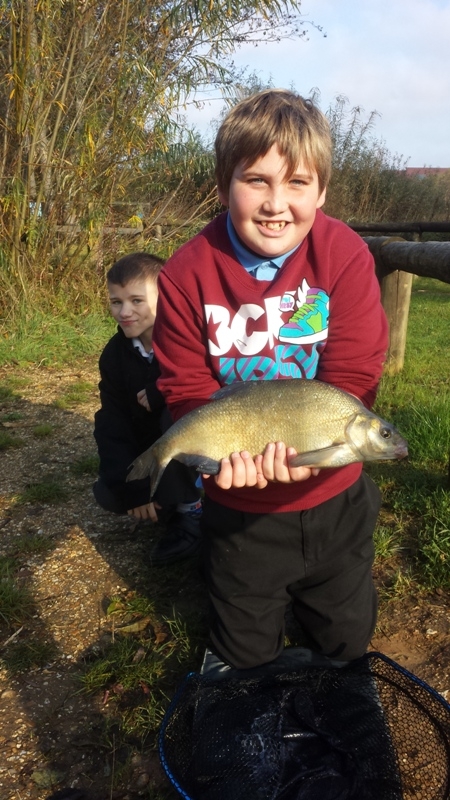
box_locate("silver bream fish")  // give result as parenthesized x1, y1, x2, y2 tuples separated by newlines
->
(127, 379, 408, 498)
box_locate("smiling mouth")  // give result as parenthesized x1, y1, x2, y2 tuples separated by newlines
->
(259, 221, 287, 231)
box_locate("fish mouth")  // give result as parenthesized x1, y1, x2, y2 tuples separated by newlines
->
(395, 441, 409, 459)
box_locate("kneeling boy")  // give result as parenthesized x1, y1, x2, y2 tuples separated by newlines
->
(93, 252, 202, 564)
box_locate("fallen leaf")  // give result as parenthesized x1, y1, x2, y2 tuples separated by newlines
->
(117, 615, 153, 634)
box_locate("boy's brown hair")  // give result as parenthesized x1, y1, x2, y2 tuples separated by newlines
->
(106, 251, 165, 287)
(214, 89, 332, 194)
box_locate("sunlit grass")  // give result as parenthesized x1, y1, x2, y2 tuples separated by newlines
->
(0, 309, 115, 367)
(370, 278, 450, 595)
(52, 380, 96, 409)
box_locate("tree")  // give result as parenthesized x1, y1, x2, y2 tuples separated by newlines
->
(324, 95, 450, 227)
(0, 0, 309, 312)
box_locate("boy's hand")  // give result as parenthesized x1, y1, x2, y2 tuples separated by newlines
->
(258, 442, 320, 484)
(127, 502, 158, 521)
(137, 389, 151, 411)
(204, 442, 319, 490)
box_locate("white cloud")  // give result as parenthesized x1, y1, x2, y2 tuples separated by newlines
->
(188, 0, 450, 165)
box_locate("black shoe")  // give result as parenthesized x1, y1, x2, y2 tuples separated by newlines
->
(150, 512, 202, 565)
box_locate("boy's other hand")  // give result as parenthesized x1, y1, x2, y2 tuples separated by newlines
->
(127, 502, 158, 521)
(137, 389, 151, 411)
(258, 442, 320, 484)
(204, 442, 319, 490)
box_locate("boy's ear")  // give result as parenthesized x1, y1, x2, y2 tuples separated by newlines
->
(317, 187, 327, 209)
(217, 186, 229, 207)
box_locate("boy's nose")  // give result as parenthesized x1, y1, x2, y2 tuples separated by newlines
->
(119, 304, 133, 318)
(261, 187, 288, 214)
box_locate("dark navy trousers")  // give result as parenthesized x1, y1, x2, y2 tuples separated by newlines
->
(202, 472, 381, 669)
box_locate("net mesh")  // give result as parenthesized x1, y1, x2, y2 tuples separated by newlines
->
(159, 652, 450, 800)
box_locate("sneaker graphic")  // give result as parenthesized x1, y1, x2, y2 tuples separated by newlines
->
(279, 287, 329, 344)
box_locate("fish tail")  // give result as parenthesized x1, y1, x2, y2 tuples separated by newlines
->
(126, 444, 167, 499)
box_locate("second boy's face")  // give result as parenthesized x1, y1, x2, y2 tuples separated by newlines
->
(108, 278, 158, 350)
(218, 144, 326, 258)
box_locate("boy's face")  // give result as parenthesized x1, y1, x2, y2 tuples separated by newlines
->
(218, 144, 326, 258)
(108, 278, 158, 349)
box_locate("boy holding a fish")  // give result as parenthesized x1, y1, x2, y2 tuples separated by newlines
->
(93, 252, 202, 564)
(151, 89, 390, 668)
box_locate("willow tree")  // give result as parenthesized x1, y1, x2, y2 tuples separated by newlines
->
(0, 0, 309, 312)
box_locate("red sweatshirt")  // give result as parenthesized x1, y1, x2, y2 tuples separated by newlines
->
(153, 210, 388, 513)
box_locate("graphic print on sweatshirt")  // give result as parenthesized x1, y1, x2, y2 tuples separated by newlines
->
(205, 279, 330, 383)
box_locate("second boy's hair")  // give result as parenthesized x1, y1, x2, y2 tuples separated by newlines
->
(106, 252, 165, 287)
(215, 89, 332, 194)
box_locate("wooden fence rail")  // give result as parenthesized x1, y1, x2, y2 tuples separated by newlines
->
(361, 237, 450, 374)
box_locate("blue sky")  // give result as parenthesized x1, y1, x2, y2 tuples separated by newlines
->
(186, 0, 450, 167)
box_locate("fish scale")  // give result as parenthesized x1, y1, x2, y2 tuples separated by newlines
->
(127, 379, 408, 499)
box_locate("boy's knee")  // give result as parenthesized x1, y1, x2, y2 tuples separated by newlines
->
(92, 479, 126, 514)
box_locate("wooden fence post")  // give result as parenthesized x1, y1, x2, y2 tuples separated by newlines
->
(380, 270, 414, 375)
(366, 237, 412, 375)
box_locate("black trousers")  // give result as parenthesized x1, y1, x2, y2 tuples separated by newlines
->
(202, 472, 381, 669)
(93, 460, 200, 515)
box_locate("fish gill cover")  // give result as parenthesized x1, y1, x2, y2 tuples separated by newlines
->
(159, 652, 450, 800)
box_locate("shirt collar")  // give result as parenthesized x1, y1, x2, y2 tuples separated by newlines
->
(226, 212, 300, 273)
(132, 337, 154, 361)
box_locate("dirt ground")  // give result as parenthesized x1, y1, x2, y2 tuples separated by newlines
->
(1, 362, 450, 800)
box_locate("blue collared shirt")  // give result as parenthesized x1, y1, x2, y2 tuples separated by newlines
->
(226, 212, 300, 280)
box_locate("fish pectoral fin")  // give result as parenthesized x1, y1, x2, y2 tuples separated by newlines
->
(289, 443, 353, 469)
(177, 453, 221, 475)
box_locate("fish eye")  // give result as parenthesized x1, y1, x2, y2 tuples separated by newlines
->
(380, 426, 392, 439)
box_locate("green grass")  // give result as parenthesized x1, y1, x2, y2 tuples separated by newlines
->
(0, 411, 23, 422)
(52, 380, 96, 409)
(33, 423, 53, 437)
(70, 453, 100, 476)
(0, 309, 115, 367)
(0, 375, 30, 393)
(17, 479, 69, 504)
(0, 430, 24, 450)
(0, 556, 35, 624)
(370, 277, 450, 592)
(16, 534, 55, 556)
(1, 639, 59, 674)
(80, 593, 202, 744)
(0, 383, 21, 402)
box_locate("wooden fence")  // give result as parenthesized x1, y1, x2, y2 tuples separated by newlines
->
(351, 223, 450, 375)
